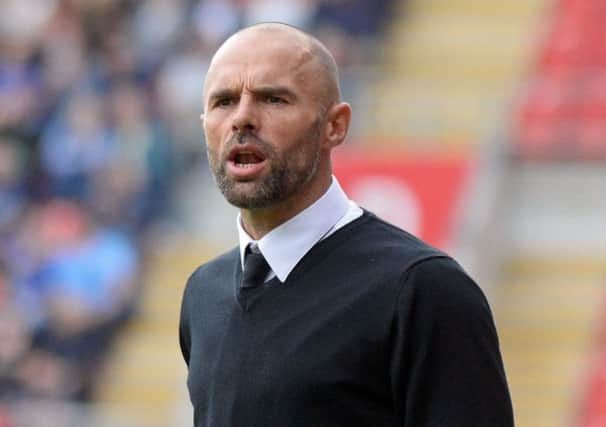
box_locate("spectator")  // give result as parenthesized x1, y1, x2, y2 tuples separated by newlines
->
(90, 80, 174, 233)
(192, 0, 240, 47)
(243, 0, 317, 29)
(154, 44, 209, 173)
(0, 134, 27, 235)
(313, 0, 394, 37)
(133, 0, 187, 69)
(39, 89, 115, 199)
(0, 266, 31, 395)
(14, 200, 139, 401)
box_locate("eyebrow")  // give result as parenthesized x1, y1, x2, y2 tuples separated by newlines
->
(207, 85, 298, 106)
(252, 85, 297, 101)
(207, 88, 238, 106)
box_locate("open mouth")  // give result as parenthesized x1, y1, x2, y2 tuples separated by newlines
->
(226, 145, 268, 177)
(233, 151, 265, 168)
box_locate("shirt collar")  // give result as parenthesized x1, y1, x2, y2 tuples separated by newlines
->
(237, 176, 350, 282)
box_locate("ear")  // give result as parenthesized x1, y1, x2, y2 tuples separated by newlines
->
(200, 112, 207, 134)
(323, 102, 351, 149)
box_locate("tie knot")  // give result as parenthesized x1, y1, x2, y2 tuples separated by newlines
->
(242, 245, 271, 288)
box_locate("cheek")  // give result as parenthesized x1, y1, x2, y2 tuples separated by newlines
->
(282, 125, 322, 165)
(271, 116, 319, 147)
(203, 115, 224, 149)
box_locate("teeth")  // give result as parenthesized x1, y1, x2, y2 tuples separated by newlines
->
(235, 152, 262, 165)
(237, 163, 256, 168)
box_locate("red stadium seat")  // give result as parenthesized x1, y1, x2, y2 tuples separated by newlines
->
(514, 0, 606, 160)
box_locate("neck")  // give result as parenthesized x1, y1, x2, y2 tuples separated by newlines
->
(240, 173, 332, 240)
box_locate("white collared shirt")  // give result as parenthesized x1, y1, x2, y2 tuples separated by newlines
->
(237, 176, 363, 283)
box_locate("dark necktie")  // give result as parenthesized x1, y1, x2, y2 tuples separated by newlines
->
(241, 244, 271, 289)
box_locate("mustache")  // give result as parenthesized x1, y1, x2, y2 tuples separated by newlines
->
(222, 132, 273, 159)
(229, 131, 265, 146)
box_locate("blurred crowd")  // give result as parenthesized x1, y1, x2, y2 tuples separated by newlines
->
(0, 0, 393, 423)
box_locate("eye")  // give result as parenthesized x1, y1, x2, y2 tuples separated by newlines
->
(211, 97, 236, 109)
(217, 98, 234, 107)
(265, 95, 286, 104)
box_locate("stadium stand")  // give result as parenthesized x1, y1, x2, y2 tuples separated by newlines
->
(2, 1, 605, 427)
(501, 0, 606, 425)
(491, 164, 606, 427)
(515, 0, 606, 159)
(579, 293, 606, 427)
(367, 0, 547, 149)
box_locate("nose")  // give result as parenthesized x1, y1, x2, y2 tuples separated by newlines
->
(231, 95, 258, 133)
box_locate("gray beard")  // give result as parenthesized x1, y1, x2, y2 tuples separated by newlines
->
(208, 122, 322, 209)
(212, 144, 320, 209)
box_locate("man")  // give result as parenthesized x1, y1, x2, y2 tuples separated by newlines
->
(179, 22, 514, 427)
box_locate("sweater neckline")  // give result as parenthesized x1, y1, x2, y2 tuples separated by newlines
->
(233, 211, 373, 312)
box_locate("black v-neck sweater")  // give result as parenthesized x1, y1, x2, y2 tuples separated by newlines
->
(179, 212, 513, 427)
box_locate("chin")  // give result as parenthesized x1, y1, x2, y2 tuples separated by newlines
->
(223, 186, 273, 209)
(226, 196, 273, 210)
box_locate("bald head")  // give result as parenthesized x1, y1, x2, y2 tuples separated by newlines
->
(204, 23, 341, 111)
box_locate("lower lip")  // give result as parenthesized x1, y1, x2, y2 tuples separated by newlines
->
(226, 159, 268, 179)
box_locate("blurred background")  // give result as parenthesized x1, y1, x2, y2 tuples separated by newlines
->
(0, 0, 605, 426)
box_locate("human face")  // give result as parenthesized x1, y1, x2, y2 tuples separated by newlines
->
(203, 31, 329, 210)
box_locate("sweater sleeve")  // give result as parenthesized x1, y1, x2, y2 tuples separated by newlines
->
(179, 272, 195, 366)
(389, 257, 514, 426)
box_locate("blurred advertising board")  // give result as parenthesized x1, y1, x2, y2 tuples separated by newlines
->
(333, 149, 473, 250)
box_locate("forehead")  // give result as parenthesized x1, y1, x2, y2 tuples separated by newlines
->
(204, 31, 317, 97)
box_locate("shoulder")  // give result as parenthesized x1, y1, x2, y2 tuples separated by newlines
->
(348, 211, 487, 304)
(398, 256, 492, 323)
(404, 256, 483, 295)
(346, 210, 448, 269)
